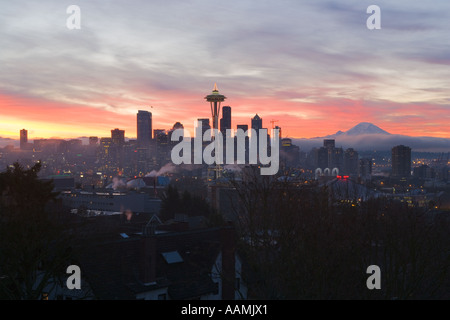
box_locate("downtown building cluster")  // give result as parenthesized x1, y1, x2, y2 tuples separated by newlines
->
(0, 86, 448, 210)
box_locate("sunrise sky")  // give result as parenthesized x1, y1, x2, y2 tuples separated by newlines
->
(1, 0, 449, 144)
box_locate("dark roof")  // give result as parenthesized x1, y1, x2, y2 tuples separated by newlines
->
(168, 275, 217, 300)
(78, 226, 232, 300)
(78, 238, 139, 300)
(156, 229, 222, 299)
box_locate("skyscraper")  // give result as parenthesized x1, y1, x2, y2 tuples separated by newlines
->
(359, 158, 372, 181)
(20, 129, 28, 150)
(99, 137, 113, 171)
(392, 145, 411, 178)
(220, 106, 231, 135)
(111, 128, 125, 145)
(153, 129, 166, 142)
(110, 129, 125, 169)
(137, 110, 152, 146)
(320, 139, 343, 172)
(251, 114, 262, 131)
(251, 114, 265, 157)
(314, 147, 329, 170)
(344, 148, 359, 175)
(280, 138, 300, 169)
(198, 118, 211, 139)
(330, 147, 344, 172)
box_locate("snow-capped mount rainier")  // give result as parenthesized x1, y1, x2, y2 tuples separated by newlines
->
(295, 122, 450, 152)
(326, 122, 390, 138)
(343, 122, 390, 136)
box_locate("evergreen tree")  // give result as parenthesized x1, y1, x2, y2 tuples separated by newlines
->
(0, 162, 74, 300)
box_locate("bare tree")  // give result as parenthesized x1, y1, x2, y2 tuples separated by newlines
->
(226, 168, 450, 299)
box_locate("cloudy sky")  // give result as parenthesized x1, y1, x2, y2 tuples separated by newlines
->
(0, 0, 449, 144)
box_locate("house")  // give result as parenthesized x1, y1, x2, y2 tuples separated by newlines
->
(77, 223, 247, 300)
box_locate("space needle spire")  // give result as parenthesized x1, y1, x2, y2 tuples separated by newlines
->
(204, 84, 227, 182)
(205, 83, 226, 132)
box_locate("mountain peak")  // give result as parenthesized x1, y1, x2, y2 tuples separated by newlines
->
(344, 122, 390, 135)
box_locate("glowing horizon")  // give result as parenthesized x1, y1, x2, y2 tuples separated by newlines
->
(0, 89, 449, 143)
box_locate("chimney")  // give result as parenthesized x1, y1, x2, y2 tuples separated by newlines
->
(221, 224, 236, 300)
(141, 236, 157, 285)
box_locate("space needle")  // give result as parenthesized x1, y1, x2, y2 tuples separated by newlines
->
(205, 83, 226, 132)
(204, 83, 226, 181)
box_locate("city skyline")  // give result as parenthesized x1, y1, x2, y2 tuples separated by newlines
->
(1, 1, 450, 303)
(1, 1, 450, 144)
(3, 117, 450, 153)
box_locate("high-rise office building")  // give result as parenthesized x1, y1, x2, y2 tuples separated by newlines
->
(280, 138, 300, 169)
(198, 118, 211, 139)
(111, 129, 125, 145)
(344, 148, 359, 175)
(251, 114, 264, 156)
(137, 110, 152, 146)
(392, 145, 411, 178)
(220, 106, 231, 135)
(413, 164, 435, 180)
(251, 114, 262, 131)
(321, 139, 343, 172)
(20, 129, 28, 150)
(314, 147, 329, 170)
(99, 137, 113, 171)
(312, 139, 345, 173)
(359, 158, 372, 181)
(152, 130, 166, 167)
(153, 129, 166, 141)
(330, 147, 344, 171)
(110, 130, 125, 169)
